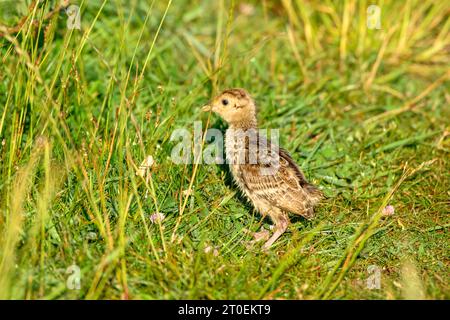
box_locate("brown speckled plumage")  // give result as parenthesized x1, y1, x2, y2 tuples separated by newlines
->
(203, 88, 323, 249)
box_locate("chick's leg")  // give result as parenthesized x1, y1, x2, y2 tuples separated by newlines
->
(262, 210, 289, 250)
(243, 228, 270, 241)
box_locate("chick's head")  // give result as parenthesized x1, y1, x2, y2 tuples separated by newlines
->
(202, 88, 256, 127)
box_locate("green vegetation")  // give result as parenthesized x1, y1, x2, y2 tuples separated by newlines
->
(0, 0, 448, 299)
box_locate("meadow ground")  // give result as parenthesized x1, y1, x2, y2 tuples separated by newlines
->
(0, 0, 449, 299)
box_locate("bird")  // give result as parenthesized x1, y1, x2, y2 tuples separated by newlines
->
(202, 88, 323, 250)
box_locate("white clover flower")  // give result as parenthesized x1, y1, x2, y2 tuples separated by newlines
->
(382, 205, 395, 216)
(137, 155, 154, 177)
(150, 212, 165, 224)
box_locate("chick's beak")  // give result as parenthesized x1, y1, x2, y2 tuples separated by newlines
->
(202, 104, 212, 112)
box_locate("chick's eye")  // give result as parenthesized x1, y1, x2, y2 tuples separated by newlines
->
(221, 99, 229, 106)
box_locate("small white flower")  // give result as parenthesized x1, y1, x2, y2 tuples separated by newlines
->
(204, 246, 212, 254)
(204, 245, 219, 257)
(137, 155, 154, 177)
(150, 212, 165, 224)
(382, 205, 395, 216)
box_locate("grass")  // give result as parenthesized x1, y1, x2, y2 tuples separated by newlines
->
(0, 0, 449, 299)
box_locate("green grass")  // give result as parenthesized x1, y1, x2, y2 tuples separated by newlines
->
(0, 0, 449, 299)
